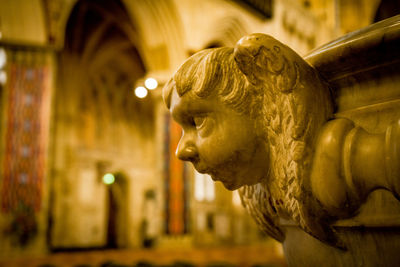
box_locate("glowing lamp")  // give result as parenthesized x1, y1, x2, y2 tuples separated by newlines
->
(144, 77, 158, 90)
(103, 173, 115, 185)
(135, 86, 148, 98)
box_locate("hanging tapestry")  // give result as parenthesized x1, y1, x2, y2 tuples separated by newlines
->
(1, 50, 50, 214)
(163, 113, 189, 235)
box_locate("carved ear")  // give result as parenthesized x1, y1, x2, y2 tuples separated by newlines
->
(234, 33, 300, 94)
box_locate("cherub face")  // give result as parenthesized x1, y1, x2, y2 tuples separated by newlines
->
(169, 89, 269, 190)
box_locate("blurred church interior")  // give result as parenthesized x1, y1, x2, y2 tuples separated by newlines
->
(0, 0, 398, 266)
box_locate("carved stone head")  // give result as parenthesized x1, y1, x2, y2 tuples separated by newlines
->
(163, 47, 269, 190)
(163, 33, 335, 245)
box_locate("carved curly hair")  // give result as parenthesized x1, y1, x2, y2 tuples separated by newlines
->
(163, 47, 261, 118)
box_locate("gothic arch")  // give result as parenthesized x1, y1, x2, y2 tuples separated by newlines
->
(50, 0, 168, 248)
(53, 0, 186, 73)
(122, 0, 186, 72)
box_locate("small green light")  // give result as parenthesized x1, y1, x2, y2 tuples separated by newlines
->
(103, 173, 115, 185)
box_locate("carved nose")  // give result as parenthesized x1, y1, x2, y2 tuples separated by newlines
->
(176, 138, 198, 162)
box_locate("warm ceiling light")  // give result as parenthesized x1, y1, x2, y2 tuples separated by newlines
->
(144, 77, 158, 90)
(135, 86, 148, 98)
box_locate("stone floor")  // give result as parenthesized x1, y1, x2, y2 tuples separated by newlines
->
(0, 244, 287, 267)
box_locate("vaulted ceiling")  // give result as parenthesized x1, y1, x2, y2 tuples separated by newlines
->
(62, 0, 154, 135)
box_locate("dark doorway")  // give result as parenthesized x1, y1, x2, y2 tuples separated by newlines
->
(106, 184, 118, 248)
(106, 172, 128, 248)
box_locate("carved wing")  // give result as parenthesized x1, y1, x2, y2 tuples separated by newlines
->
(234, 34, 341, 247)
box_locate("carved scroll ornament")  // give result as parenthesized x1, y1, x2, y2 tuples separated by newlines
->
(162, 33, 400, 249)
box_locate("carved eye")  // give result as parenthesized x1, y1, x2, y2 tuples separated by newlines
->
(193, 116, 206, 129)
